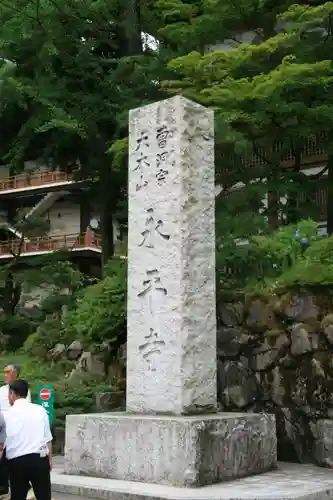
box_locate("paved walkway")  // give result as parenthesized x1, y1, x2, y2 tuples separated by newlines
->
(54, 496, 86, 500)
(51, 460, 333, 500)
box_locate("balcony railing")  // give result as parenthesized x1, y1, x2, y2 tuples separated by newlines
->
(0, 231, 101, 256)
(0, 137, 328, 194)
(0, 170, 78, 192)
(232, 136, 327, 169)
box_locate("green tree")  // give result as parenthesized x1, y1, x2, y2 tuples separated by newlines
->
(160, 0, 333, 231)
(0, 0, 168, 266)
(63, 258, 126, 348)
(0, 209, 51, 316)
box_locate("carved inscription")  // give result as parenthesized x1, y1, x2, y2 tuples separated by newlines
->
(155, 125, 173, 185)
(139, 208, 170, 248)
(139, 328, 166, 371)
(134, 123, 175, 368)
(132, 130, 150, 191)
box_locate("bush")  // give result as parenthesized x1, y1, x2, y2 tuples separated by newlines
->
(216, 219, 333, 293)
(0, 315, 35, 350)
(63, 258, 127, 345)
(274, 236, 333, 289)
(23, 316, 65, 357)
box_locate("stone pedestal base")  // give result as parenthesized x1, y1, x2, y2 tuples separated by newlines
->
(64, 412, 277, 487)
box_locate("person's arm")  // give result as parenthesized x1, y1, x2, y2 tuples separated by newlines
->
(0, 412, 6, 452)
(43, 410, 53, 470)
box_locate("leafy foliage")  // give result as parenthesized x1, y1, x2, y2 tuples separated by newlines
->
(161, 0, 333, 230)
(0, 0, 171, 261)
(63, 258, 127, 345)
(218, 219, 333, 293)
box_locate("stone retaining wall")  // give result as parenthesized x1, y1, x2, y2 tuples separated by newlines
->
(217, 290, 333, 465)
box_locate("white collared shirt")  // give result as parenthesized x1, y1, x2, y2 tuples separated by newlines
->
(0, 384, 31, 412)
(4, 399, 52, 460)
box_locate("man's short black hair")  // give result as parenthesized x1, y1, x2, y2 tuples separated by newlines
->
(9, 379, 29, 398)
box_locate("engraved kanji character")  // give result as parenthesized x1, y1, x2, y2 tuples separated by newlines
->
(156, 125, 171, 148)
(139, 208, 170, 248)
(134, 152, 150, 172)
(139, 328, 165, 371)
(136, 175, 148, 192)
(135, 131, 150, 151)
(138, 269, 167, 313)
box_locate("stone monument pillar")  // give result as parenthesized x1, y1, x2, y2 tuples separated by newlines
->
(127, 94, 217, 415)
(64, 96, 277, 487)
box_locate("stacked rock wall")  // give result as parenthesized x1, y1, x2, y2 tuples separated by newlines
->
(217, 289, 333, 465)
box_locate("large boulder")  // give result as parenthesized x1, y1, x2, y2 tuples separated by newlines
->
(95, 391, 125, 412)
(218, 301, 244, 327)
(217, 360, 258, 409)
(47, 343, 66, 361)
(250, 332, 289, 371)
(246, 298, 278, 332)
(75, 351, 105, 375)
(217, 326, 249, 358)
(67, 340, 83, 360)
(321, 314, 333, 345)
(311, 419, 333, 467)
(284, 293, 320, 322)
(258, 367, 285, 406)
(290, 323, 319, 356)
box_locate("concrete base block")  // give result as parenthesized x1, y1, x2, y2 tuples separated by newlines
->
(64, 412, 277, 487)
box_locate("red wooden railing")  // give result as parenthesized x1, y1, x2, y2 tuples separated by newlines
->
(0, 231, 101, 256)
(0, 170, 78, 192)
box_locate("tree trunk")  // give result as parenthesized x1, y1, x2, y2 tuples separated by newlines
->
(125, 0, 142, 55)
(326, 154, 333, 235)
(267, 191, 279, 229)
(3, 271, 21, 315)
(100, 198, 115, 272)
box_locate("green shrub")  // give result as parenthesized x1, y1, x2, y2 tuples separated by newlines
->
(63, 258, 127, 345)
(274, 236, 333, 289)
(0, 315, 35, 350)
(217, 218, 333, 293)
(23, 316, 65, 357)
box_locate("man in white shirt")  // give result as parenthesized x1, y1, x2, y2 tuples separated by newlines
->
(0, 410, 9, 499)
(5, 380, 52, 500)
(0, 363, 31, 412)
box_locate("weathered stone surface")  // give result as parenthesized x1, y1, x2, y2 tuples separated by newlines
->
(285, 294, 319, 322)
(321, 314, 333, 344)
(290, 323, 318, 356)
(47, 343, 66, 361)
(74, 352, 105, 376)
(67, 340, 83, 360)
(311, 419, 333, 467)
(64, 413, 277, 486)
(250, 334, 289, 371)
(218, 301, 244, 327)
(214, 293, 333, 465)
(257, 368, 285, 406)
(218, 360, 257, 408)
(52, 462, 333, 500)
(217, 327, 249, 357)
(277, 407, 313, 462)
(246, 299, 277, 332)
(127, 96, 216, 415)
(95, 391, 125, 412)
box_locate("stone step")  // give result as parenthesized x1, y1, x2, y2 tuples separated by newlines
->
(51, 463, 333, 500)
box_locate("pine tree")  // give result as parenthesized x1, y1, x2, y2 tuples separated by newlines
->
(160, 0, 333, 231)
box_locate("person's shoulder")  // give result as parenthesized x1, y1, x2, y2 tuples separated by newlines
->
(29, 402, 47, 416)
